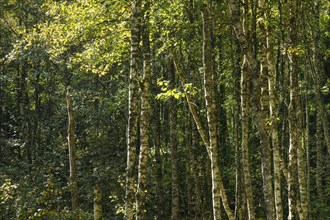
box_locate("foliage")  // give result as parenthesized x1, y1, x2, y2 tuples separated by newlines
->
(0, 0, 329, 219)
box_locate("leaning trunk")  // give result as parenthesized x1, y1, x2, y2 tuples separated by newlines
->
(202, 5, 234, 220)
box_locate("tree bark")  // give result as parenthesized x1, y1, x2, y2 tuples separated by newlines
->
(66, 87, 79, 220)
(125, 1, 141, 219)
(151, 84, 164, 219)
(287, 1, 308, 219)
(257, 2, 276, 219)
(202, 5, 233, 220)
(167, 56, 180, 220)
(228, 1, 256, 218)
(136, 2, 150, 219)
(316, 111, 325, 216)
(94, 183, 102, 220)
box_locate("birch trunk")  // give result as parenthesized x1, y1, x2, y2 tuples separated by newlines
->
(125, 1, 141, 219)
(257, 2, 276, 219)
(173, 47, 234, 220)
(136, 2, 150, 218)
(288, 1, 308, 219)
(228, 1, 256, 218)
(202, 5, 233, 220)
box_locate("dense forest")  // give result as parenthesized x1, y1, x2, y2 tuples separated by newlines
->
(0, 0, 329, 219)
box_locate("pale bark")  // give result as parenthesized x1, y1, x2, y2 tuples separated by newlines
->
(287, 54, 299, 220)
(270, 44, 283, 219)
(202, 5, 233, 220)
(257, 2, 276, 219)
(288, 1, 308, 219)
(228, 1, 256, 218)
(201, 5, 221, 219)
(270, 41, 283, 219)
(173, 40, 234, 220)
(125, 1, 141, 219)
(231, 35, 247, 220)
(66, 87, 79, 220)
(174, 60, 210, 157)
(136, 2, 150, 219)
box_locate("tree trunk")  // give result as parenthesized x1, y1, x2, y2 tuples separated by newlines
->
(228, 1, 256, 218)
(66, 87, 79, 220)
(125, 1, 141, 219)
(270, 30, 283, 218)
(135, 2, 151, 219)
(167, 56, 180, 220)
(288, 1, 308, 219)
(191, 116, 203, 218)
(316, 111, 325, 216)
(202, 5, 233, 220)
(151, 85, 164, 219)
(173, 43, 234, 220)
(257, 2, 276, 219)
(19, 63, 32, 165)
(94, 183, 102, 220)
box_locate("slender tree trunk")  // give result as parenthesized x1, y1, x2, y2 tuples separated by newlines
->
(270, 27, 283, 218)
(310, 0, 330, 155)
(316, 111, 325, 216)
(202, 5, 221, 219)
(287, 53, 299, 220)
(228, 1, 256, 218)
(170, 97, 179, 220)
(191, 116, 203, 218)
(125, 1, 141, 219)
(66, 87, 79, 220)
(240, 57, 256, 220)
(257, 2, 276, 219)
(270, 26, 283, 218)
(20, 63, 32, 164)
(231, 34, 246, 220)
(173, 57, 234, 220)
(272, 123, 283, 220)
(305, 98, 311, 220)
(33, 71, 41, 158)
(94, 183, 102, 220)
(167, 56, 180, 220)
(136, 2, 150, 219)
(202, 5, 233, 220)
(287, 1, 298, 218)
(288, 1, 308, 219)
(152, 85, 163, 219)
